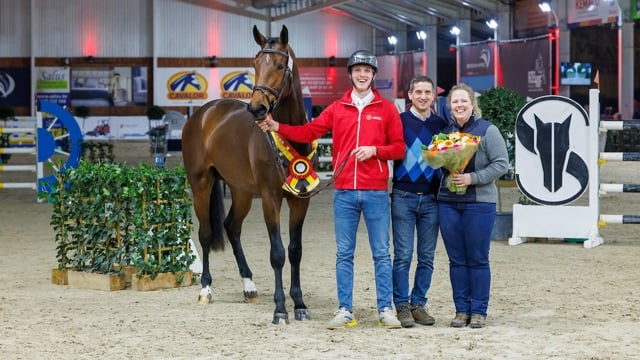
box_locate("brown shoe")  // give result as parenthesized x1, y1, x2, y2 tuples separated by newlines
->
(396, 303, 415, 328)
(411, 304, 435, 325)
(469, 314, 486, 328)
(450, 313, 470, 328)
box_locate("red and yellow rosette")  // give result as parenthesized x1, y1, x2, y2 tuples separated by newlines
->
(269, 132, 319, 195)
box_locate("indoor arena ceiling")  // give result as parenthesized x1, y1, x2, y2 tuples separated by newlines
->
(180, 0, 513, 34)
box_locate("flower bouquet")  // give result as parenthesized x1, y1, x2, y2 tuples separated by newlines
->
(422, 132, 480, 194)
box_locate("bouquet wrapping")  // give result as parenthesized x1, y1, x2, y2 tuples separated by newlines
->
(421, 132, 480, 194)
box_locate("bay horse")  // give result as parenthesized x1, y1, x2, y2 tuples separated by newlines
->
(181, 25, 312, 324)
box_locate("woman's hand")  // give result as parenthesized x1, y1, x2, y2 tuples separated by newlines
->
(451, 172, 471, 186)
(256, 118, 279, 132)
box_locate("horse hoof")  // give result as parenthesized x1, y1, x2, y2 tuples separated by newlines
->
(272, 312, 290, 325)
(197, 294, 212, 304)
(197, 287, 213, 304)
(244, 291, 259, 304)
(294, 308, 312, 321)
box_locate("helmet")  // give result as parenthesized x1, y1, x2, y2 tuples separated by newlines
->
(347, 50, 378, 73)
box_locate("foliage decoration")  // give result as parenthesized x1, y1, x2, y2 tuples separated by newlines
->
(477, 87, 527, 175)
(49, 161, 194, 280)
(146, 105, 166, 120)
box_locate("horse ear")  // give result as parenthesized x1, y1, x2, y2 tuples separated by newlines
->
(253, 25, 266, 47)
(280, 25, 288, 46)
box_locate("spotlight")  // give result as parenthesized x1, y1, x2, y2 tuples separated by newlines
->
(328, 56, 336, 67)
(209, 56, 218, 67)
(86, 56, 95, 63)
(62, 57, 70, 66)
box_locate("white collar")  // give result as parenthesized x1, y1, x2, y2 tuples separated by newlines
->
(351, 91, 374, 111)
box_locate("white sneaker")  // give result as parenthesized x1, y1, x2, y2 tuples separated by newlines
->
(327, 307, 357, 329)
(378, 307, 401, 329)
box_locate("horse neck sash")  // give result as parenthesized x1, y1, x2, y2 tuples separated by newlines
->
(268, 130, 319, 195)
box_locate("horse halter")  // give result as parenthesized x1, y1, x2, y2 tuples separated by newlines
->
(253, 48, 292, 113)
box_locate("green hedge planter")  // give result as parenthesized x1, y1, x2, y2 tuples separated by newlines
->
(48, 161, 194, 280)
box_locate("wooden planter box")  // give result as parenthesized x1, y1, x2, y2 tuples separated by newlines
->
(131, 271, 194, 291)
(51, 268, 69, 285)
(67, 270, 126, 291)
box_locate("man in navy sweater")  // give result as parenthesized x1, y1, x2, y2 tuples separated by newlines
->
(391, 76, 449, 327)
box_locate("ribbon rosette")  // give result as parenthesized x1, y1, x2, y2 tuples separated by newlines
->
(421, 132, 480, 194)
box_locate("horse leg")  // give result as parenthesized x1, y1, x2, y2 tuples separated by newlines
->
(193, 172, 226, 304)
(224, 190, 258, 303)
(286, 196, 312, 321)
(258, 191, 289, 324)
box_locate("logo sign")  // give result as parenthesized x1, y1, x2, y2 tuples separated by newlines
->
(219, 71, 254, 100)
(166, 70, 208, 100)
(0, 72, 16, 98)
(515, 95, 590, 205)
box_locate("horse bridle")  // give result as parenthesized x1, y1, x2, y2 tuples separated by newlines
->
(253, 48, 292, 114)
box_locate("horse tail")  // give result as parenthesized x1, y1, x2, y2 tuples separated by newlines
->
(209, 168, 226, 252)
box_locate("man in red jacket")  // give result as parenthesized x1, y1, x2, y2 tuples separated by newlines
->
(257, 50, 405, 329)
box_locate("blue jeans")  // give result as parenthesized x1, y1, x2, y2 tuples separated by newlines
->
(391, 190, 439, 308)
(438, 201, 495, 317)
(333, 189, 393, 313)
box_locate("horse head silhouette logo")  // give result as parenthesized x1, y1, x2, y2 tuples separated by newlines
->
(515, 96, 590, 205)
(0, 72, 16, 98)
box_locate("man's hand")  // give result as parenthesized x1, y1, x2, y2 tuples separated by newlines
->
(256, 118, 279, 132)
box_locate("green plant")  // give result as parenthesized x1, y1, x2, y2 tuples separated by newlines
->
(478, 87, 527, 210)
(0, 105, 16, 163)
(74, 106, 91, 119)
(49, 162, 193, 277)
(0, 105, 15, 120)
(146, 105, 166, 120)
(477, 87, 527, 176)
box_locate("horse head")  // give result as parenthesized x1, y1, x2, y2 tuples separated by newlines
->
(249, 25, 294, 120)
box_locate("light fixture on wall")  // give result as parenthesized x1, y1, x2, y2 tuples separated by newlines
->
(485, 19, 498, 41)
(209, 56, 218, 67)
(328, 56, 336, 67)
(387, 35, 397, 54)
(62, 57, 70, 66)
(538, 0, 559, 28)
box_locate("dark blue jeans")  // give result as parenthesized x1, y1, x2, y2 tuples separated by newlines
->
(438, 201, 496, 317)
(391, 190, 439, 308)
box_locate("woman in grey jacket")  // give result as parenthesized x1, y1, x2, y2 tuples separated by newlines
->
(437, 83, 509, 329)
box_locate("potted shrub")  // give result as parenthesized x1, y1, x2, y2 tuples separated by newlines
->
(478, 87, 527, 178)
(477, 87, 527, 240)
(146, 105, 166, 121)
(0, 105, 16, 164)
(146, 105, 167, 156)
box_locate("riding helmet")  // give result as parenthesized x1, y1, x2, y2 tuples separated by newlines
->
(347, 50, 378, 73)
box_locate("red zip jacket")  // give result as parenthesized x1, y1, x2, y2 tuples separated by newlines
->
(277, 88, 406, 190)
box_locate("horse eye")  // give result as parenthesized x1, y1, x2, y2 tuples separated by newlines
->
(277, 64, 285, 71)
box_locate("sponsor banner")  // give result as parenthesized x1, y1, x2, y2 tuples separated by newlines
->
(0, 67, 31, 107)
(500, 37, 551, 99)
(460, 43, 495, 93)
(35, 67, 70, 107)
(394, 52, 427, 109)
(155, 67, 254, 106)
(298, 67, 351, 106)
(70, 67, 147, 107)
(460, 75, 495, 93)
(74, 115, 151, 140)
(460, 43, 494, 77)
(375, 55, 396, 102)
(568, 0, 620, 27)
